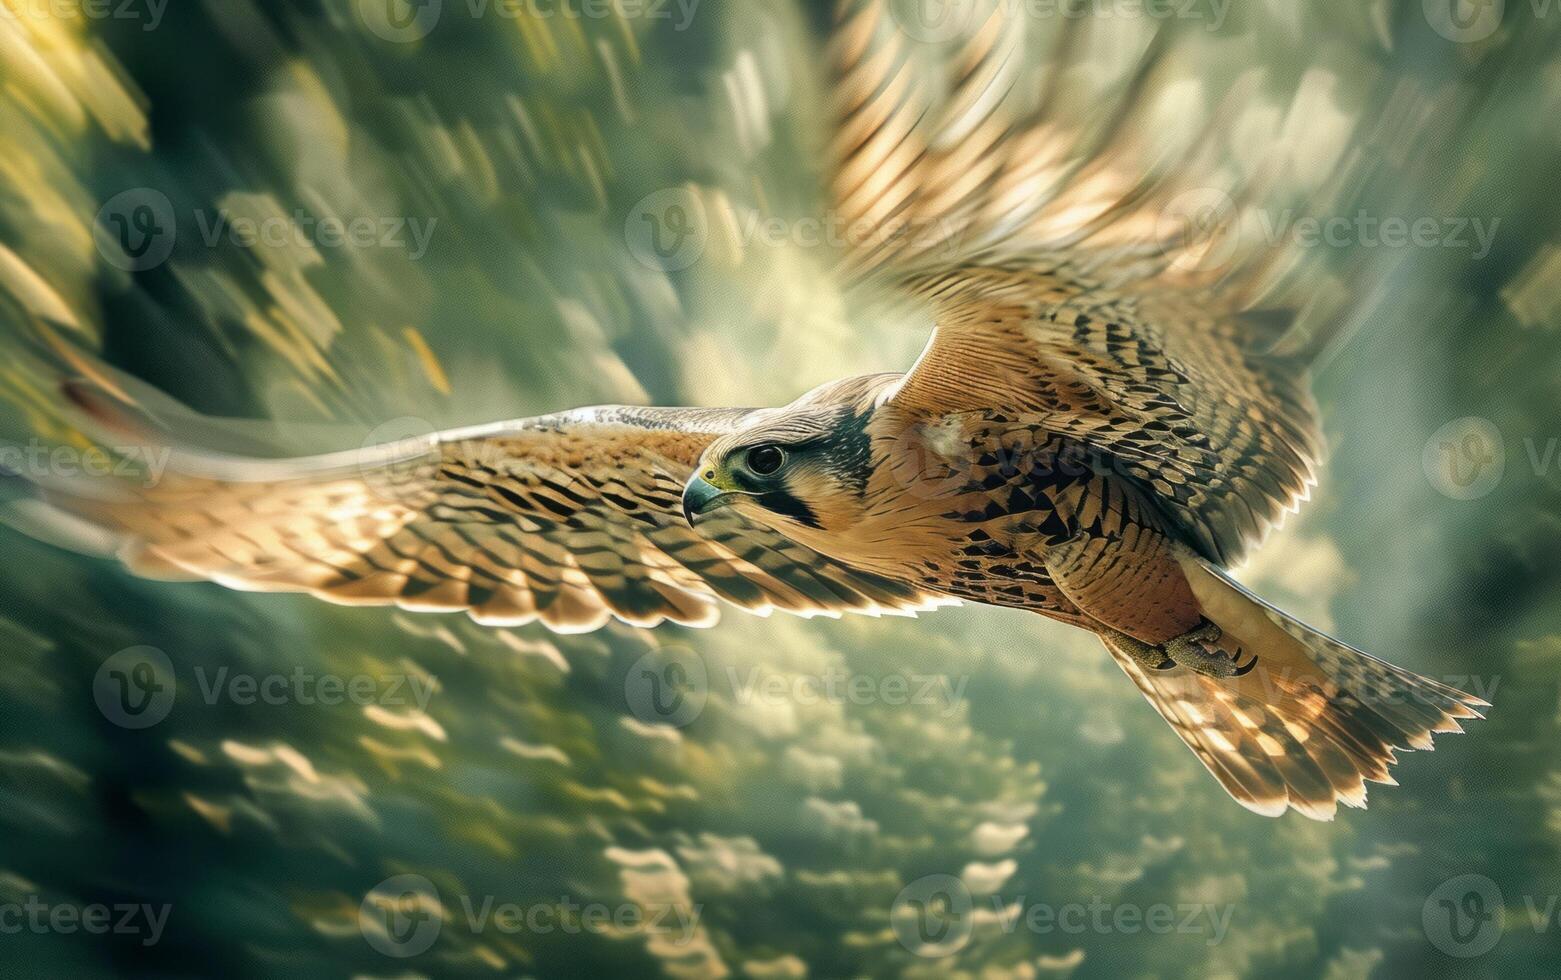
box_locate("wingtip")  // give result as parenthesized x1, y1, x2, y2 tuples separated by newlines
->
(1235, 794, 1289, 819)
(1287, 794, 1340, 822)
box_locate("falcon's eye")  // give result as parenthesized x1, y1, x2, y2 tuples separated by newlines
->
(744, 444, 787, 476)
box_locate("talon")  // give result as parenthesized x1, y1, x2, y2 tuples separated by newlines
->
(1230, 647, 1258, 677)
(1163, 620, 1254, 679)
(1106, 630, 1176, 672)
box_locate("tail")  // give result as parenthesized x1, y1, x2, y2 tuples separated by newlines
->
(1102, 556, 1487, 821)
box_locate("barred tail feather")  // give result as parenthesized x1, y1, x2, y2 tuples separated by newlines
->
(1104, 556, 1487, 820)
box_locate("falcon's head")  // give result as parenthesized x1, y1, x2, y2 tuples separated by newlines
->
(681, 377, 888, 537)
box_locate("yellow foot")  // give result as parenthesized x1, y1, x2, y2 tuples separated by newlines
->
(1162, 620, 1257, 678)
(1105, 629, 1177, 672)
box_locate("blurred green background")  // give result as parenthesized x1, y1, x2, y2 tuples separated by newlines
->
(1, 0, 1560, 976)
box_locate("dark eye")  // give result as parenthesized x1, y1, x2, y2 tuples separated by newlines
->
(745, 444, 786, 476)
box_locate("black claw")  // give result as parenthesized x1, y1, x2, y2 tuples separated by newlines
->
(1231, 649, 1258, 677)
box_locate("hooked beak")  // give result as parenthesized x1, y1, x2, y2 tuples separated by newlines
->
(681, 474, 732, 526)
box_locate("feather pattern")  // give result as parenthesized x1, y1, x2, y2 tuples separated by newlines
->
(24, 385, 950, 632)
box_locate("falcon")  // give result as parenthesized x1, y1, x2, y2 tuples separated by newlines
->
(4, 2, 1484, 819)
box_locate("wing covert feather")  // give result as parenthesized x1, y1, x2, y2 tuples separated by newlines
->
(30, 393, 949, 632)
(887, 262, 1322, 565)
(826, 2, 1358, 563)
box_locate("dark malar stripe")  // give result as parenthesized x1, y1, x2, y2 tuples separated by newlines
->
(756, 489, 823, 529)
(832, 407, 874, 497)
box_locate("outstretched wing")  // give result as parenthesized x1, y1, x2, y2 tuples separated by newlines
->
(10, 383, 948, 633)
(830, 1, 1184, 282)
(826, 1, 1348, 564)
(885, 263, 1322, 566)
